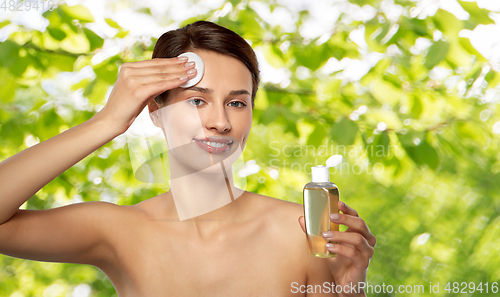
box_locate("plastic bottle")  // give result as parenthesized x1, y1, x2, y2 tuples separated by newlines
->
(303, 155, 342, 258)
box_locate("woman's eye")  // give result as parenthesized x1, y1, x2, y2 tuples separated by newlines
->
(228, 101, 247, 108)
(187, 99, 205, 106)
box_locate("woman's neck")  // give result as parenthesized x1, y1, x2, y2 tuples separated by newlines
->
(165, 152, 247, 224)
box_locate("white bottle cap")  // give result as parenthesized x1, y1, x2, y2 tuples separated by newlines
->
(311, 165, 330, 183)
(178, 52, 205, 88)
(311, 155, 343, 183)
(326, 155, 343, 167)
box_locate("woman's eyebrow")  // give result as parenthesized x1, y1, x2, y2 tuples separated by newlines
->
(183, 86, 212, 93)
(183, 87, 250, 96)
(229, 90, 250, 96)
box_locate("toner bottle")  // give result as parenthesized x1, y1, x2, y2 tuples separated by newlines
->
(303, 155, 342, 258)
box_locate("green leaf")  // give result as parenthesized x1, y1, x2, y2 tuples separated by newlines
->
(307, 123, 327, 147)
(43, 108, 59, 127)
(0, 70, 16, 103)
(397, 131, 425, 147)
(411, 96, 422, 118)
(104, 18, 129, 38)
(350, 0, 377, 5)
(0, 20, 10, 29)
(433, 9, 461, 35)
(459, 37, 486, 61)
(467, 66, 482, 81)
(371, 79, 403, 105)
(485, 70, 500, 87)
(374, 23, 391, 44)
(43, 9, 62, 27)
(237, 8, 264, 40)
(364, 19, 387, 52)
(83, 28, 104, 51)
(368, 132, 390, 162)
(282, 108, 300, 122)
(259, 106, 280, 125)
(330, 118, 358, 145)
(105, 18, 122, 29)
(136, 7, 152, 15)
(39, 52, 77, 72)
(328, 31, 360, 59)
(1, 120, 24, 147)
(85, 79, 109, 104)
(9, 56, 30, 77)
(94, 57, 119, 84)
(0, 40, 20, 68)
(424, 40, 449, 69)
(47, 27, 67, 41)
(458, 0, 494, 25)
(403, 141, 440, 170)
(293, 42, 331, 71)
(60, 4, 95, 23)
(60, 31, 91, 54)
(285, 122, 299, 137)
(404, 17, 430, 37)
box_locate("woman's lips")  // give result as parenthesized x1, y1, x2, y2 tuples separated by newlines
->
(192, 138, 233, 154)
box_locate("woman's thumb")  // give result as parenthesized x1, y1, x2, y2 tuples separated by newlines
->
(298, 216, 306, 233)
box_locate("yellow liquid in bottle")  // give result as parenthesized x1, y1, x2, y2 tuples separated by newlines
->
(303, 184, 339, 258)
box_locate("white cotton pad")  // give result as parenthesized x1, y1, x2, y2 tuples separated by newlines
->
(178, 52, 205, 88)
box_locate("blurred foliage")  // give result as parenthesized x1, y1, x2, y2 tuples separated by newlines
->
(1, 0, 500, 296)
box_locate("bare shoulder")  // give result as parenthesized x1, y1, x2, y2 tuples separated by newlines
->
(128, 193, 170, 220)
(246, 191, 303, 220)
(73, 200, 147, 222)
(244, 191, 304, 240)
(244, 191, 310, 268)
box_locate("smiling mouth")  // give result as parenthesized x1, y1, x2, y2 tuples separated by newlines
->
(192, 137, 234, 153)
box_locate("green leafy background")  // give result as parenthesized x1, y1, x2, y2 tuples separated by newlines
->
(1, 0, 500, 296)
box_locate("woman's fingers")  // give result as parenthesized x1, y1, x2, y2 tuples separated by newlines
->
(298, 216, 306, 233)
(129, 69, 197, 86)
(134, 70, 197, 101)
(325, 242, 371, 270)
(122, 57, 189, 69)
(339, 201, 359, 217)
(322, 230, 374, 259)
(121, 59, 196, 77)
(331, 208, 376, 248)
(120, 61, 195, 76)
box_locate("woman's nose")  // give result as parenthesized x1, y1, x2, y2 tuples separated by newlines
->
(204, 105, 231, 133)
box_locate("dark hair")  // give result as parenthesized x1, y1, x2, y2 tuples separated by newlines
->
(152, 21, 260, 108)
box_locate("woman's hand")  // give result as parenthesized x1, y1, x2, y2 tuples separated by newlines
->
(95, 57, 197, 135)
(299, 201, 376, 296)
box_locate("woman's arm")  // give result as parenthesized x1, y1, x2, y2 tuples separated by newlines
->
(0, 57, 195, 225)
(0, 57, 196, 265)
(0, 114, 124, 266)
(0, 115, 119, 225)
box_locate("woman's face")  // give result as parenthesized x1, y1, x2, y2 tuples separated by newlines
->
(152, 50, 253, 173)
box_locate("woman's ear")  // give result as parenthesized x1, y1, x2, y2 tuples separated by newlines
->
(147, 97, 162, 128)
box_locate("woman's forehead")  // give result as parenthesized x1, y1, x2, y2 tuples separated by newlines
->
(192, 50, 253, 94)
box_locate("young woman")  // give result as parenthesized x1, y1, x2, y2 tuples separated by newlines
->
(0, 21, 375, 296)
